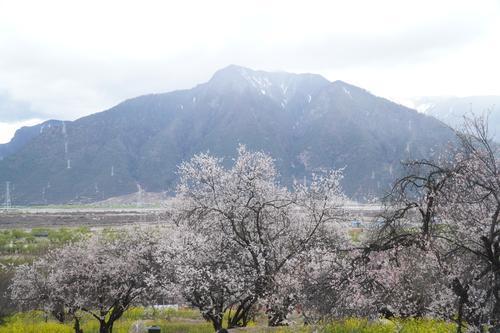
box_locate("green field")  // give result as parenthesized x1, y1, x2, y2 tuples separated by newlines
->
(0, 308, 456, 333)
(0, 227, 90, 261)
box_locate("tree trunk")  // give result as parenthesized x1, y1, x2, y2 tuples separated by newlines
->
(456, 298, 464, 333)
(268, 311, 287, 327)
(228, 299, 256, 328)
(211, 316, 223, 332)
(491, 270, 500, 332)
(484, 236, 500, 332)
(52, 309, 65, 323)
(203, 312, 223, 332)
(491, 291, 500, 333)
(267, 296, 294, 326)
(451, 278, 468, 333)
(99, 320, 112, 333)
(73, 317, 83, 333)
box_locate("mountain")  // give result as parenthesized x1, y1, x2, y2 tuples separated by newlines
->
(0, 65, 454, 205)
(411, 96, 500, 139)
(0, 120, 61, 160)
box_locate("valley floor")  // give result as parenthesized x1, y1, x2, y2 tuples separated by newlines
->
(0, 308, 456, 333)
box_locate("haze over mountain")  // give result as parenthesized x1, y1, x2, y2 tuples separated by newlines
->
(0, 120, 62, 160)
(411, 96, 500, 139)
(0, 65, 454, 205)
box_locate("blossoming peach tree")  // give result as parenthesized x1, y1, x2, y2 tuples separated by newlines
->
(10, 230, 168, 333)
(170, 145, 347, 331)
(365, 115, 500, 333)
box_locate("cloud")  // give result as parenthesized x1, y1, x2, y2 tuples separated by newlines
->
(0, 119, 43, 144)
(0, 91, 44, 122)
(0, 0, 498, 125)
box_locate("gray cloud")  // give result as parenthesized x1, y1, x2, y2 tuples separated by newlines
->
(0, 90, 43, 122)
(0, 0, 498, 125)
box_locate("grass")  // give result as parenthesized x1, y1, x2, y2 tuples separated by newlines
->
(0, 309, 212, 333)
(0, 227, 90, 258)
(0, 309, 457, 333)
(348, 228, 364, 243)
(322, 318, 455, 333)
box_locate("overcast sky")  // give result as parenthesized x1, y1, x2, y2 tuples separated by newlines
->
(0, 0, 499, 143)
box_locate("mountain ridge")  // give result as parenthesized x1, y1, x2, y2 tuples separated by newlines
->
(0, 120, 62, 160)
(0, 65, 454, 205)
(411, 95, 500, 139)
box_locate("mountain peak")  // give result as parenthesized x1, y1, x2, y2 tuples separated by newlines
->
(210, 64, 253, 80)
(207, 65, 330, 99)
(208, 65, 256, 89)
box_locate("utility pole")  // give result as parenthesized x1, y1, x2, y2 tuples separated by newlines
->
(4, 181, 11, 209)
